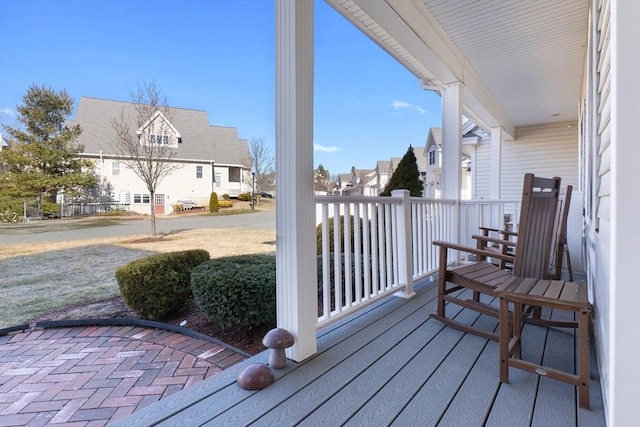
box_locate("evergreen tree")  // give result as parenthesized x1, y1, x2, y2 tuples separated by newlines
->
(314, 164, 330, 192)
(0, 85, 95, 217)
(381, 145, 423, 197)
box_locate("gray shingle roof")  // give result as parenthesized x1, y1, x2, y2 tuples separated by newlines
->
(69, 97, 249, 166)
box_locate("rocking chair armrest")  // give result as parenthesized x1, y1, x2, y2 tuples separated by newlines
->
(433, 240, 516, 263)
(478, 226, 518, 238)
(472, 235, 517, 248)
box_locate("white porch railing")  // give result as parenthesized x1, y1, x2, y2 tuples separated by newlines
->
(459, 199, 521, 248)
(315, 193, 521, 328)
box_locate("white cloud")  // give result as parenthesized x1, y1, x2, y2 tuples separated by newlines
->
(0, 107, 18, 118)
(391, 100, 411, 110)
(391, 100, 427, 114)
(314, 143, 342, 153)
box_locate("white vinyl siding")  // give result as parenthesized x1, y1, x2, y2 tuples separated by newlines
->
(473, 140, 491, 198)
(595, 0, 611, 226)
(499, 122, 579, 199)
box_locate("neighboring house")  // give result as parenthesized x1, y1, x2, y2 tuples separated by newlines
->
(69, 97, 250, 214)
(412, 145, 427, 185)
(424, 124, 488, 199)
(373, 160, 391, 195)
(334, 170, 358, 195)
(424, 127, 442, 198)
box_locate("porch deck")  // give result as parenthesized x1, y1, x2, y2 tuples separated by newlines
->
(112, 280, 605, 426)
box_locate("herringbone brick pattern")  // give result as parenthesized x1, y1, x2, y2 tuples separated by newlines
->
(0, 326, 247, 426)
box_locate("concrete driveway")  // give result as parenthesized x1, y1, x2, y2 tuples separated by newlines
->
(0, 211, 275, 245)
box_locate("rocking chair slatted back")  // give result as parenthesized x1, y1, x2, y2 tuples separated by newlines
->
(512, 174, 561, 278)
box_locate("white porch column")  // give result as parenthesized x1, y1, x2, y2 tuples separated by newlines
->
(275, 0, 317, 361)
(490, 126, 503, 199)
(441, 82, 463, 243)
(609, 0, 640, 423)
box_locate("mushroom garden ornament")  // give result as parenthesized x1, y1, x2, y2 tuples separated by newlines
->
(262, 328, 294, 369)
(237, 363, 274, 390)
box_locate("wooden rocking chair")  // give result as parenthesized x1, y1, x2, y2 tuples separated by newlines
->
(477, 185, 573, 281)
(430, 173, 561, 340)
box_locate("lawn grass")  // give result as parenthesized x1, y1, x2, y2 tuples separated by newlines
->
(0, 244, 153, 328)
(0, 225, 277, 329)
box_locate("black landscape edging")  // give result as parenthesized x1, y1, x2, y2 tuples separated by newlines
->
(1, 318, 251, 358)
(0, 324, 30, 336)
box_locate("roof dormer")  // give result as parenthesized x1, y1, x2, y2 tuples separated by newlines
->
(136, 111, 182, 147)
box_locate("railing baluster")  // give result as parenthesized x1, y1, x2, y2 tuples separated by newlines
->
(344, 203, 352, 309)
(353, 203, 362, 304)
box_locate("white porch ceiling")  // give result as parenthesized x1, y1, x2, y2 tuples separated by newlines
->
(327, 0, 589, 134)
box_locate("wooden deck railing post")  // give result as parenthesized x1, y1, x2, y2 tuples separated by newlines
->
(392, 190, 415, 299)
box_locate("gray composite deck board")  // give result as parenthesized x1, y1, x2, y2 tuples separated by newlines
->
(391, 315, 497, 426)
(533, 309, 577, 426)
(258, 296, 450, 425)
(113, 279, 605, 427)
(206, 284, 443, 425)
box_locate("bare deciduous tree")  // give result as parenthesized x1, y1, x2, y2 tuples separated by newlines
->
(111, 82, 181, 237)
(244, 137, 275, 196)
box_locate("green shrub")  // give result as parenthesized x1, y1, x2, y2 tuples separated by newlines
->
(41, 201, 59, 217)
(209, 192, 219, 213)
(191, 254, 276, 329)
(222, 194, 231, 200)
(116, 249, 210, 320)
(316, 253, 370, 313)
(218, 200, 233, 208)
(316, 215, 368, 254)
(237, 192, 251, 201)
(0, 196, 23, 223)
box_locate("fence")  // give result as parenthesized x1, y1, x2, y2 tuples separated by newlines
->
(62, 202, 130, 217)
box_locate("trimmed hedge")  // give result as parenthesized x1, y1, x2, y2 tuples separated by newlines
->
(191, 255, 276, 329)
(237, 193, 252, 201)
(116, 249, 210, 320)
(316, 215, 367, 255)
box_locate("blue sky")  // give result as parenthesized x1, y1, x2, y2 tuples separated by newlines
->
(0, 0, 441, 176)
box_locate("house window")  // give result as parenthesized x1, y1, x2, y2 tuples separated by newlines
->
(112, 161, 120, 175)
(196, 165, 203, 178)
(133, 194, 150, 204)
(155, 194, 164, 205)
(150, 134, 169, 144)
(428, 146, 437, 165)
(215, 172, 221, 187)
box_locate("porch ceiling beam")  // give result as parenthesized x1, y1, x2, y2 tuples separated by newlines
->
(328, 0, 515, 139)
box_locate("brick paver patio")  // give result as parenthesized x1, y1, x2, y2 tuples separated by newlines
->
(0, 325, 248, 426)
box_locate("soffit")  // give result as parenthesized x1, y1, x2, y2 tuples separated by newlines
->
(422, 0, 589, 127)
(328, 0, 589, 129)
